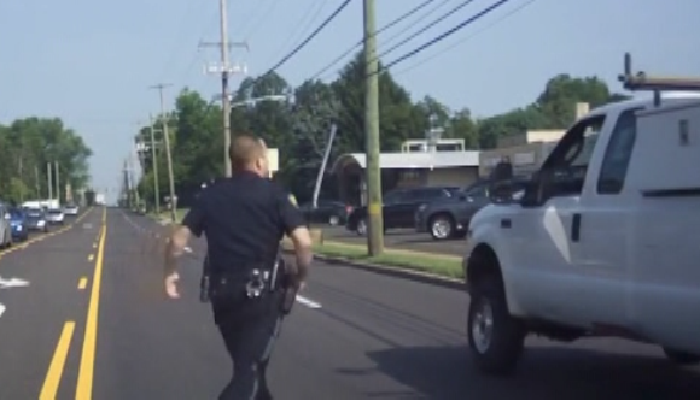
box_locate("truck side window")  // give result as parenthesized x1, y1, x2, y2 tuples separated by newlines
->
(539, 115, 606, 197)
(596, 109, 638, 194)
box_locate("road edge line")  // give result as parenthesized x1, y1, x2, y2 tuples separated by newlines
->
(75, 208, 107, 399)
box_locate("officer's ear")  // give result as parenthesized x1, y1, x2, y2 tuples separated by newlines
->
(254, 154, 267, 173)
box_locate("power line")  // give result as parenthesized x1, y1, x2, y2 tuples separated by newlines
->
(394, 0, 537, 77)
(265, 0, 321, 66)
(308, 0, 441, 81)
(244, 0, 282, 39)
(380, 0, 513, 74)
(282, 0, 328, 56)
(375, 0, 478, 62)
(264, 0, 353, 75)
(238, 0, 276, 37)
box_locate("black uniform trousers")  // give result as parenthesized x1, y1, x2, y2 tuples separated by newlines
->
(212, 290, 283, 400)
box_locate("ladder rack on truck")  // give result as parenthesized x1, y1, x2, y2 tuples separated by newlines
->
(619, 52, 700, 106)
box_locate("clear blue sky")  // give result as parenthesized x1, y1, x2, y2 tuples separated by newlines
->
(1, 0, 697, 202)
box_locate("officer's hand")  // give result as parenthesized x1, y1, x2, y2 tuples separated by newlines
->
(164, 272, 180, 299)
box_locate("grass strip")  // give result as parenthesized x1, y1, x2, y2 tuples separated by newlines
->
(282, 239, 464, 280)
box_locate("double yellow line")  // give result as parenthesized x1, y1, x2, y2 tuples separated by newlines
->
(39, 207, 106, 400)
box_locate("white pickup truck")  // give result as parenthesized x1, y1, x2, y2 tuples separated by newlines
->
(463, 63, 700, 375)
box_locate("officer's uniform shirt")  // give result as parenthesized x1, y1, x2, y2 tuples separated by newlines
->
(181, 171, 305, 276)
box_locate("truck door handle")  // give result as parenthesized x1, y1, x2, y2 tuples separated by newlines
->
(571, 213, 581, 242)
(500, 218, 512, 229)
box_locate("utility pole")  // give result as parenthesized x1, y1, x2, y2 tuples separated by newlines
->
(312, 123, 337, 208)
(149, 114, 161, 215)
(18, 156, 24, 202)
(150, 83, 177, 223)
(200, 2, 249, 177)
(34, 165, 40, 198)
(123, 158, 130, 207)
(47, 162, 53, 200)
(363, 0, 384, 255)
(55, 161, 60, 203)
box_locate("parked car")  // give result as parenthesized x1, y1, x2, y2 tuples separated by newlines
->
(63, 202, 79, 216)
(347, 186, 458, 236)
(46, 208, 65, 225)
(25, 208, 49, 233)
(415, 177, 529, 240)
(0, 202, 13, 248)
(298, 200, 353, 226)
(7, 208, 29, 242)
(462, 87, 700, 375)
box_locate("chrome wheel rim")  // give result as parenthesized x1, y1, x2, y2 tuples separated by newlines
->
(472, 300, 494, 354)
(431, 219, 450, 239)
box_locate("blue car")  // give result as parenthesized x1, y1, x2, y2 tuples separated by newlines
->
(8, 208, 29, 242)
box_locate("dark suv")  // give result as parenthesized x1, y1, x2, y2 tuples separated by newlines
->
(415, 177, 529, 240)
(346, 186, 458, 236)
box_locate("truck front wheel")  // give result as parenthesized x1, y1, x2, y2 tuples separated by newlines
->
(467, 276, 525, 375)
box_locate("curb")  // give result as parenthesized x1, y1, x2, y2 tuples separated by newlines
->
(281, 248, 465, 291)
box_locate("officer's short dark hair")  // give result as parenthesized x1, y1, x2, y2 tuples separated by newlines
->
(229, 134, 266, 171)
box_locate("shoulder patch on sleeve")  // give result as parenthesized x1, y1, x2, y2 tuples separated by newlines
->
(288, 194, 297, 207)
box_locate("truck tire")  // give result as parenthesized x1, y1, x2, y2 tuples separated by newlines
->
(467, 275, 525, 375)
(664, 348, 700, 366)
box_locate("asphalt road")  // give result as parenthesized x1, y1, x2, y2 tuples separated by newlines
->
(0, 207, 698, 399)
(318, 225, 466, 257)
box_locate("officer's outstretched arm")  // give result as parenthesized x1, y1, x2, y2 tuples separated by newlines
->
(164, 225, 191, 276)
(289, 226, 312, 283)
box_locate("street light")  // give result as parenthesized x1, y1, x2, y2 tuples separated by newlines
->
(211, 87, 296, 111)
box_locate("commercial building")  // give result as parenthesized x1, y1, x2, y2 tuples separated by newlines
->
(479, 102, 590, 177)
(332, 137, 480, 206)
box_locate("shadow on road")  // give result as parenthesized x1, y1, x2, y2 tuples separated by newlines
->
(354, 346, 700, 400)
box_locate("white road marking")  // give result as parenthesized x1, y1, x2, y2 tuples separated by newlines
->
(0, 276, 30, 289)
(295, 294, 322, 309)
(0, 303, 5, 318)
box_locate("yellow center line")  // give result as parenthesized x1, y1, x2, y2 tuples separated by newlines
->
(78, 277, 88, 290)
(40, 321, 76, 400)
(76, 207, 107, 399)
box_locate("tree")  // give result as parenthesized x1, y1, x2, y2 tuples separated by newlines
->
(0, 117, 92, 203)
(332, 51, 424, 153)
(135, 50, 635, 202)
(475, 74, 632, 148)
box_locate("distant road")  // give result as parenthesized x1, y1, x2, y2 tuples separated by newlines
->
(0, 208, 698, 399)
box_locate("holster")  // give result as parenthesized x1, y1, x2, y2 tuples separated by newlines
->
(275, 258, 299, 315)
(209, 262, 273, 304)
(205, 255, 299, 316)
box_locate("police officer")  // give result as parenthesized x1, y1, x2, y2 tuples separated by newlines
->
(163, 135, 313, 400)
